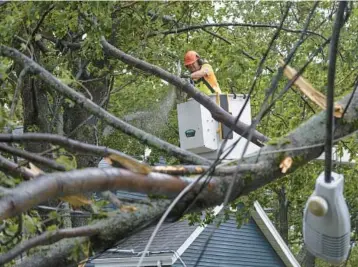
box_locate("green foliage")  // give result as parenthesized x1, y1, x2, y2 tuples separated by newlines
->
(55, 152, 77, 171)
(68, 239, 90, 263)
(2, 1, 358, 264)
(184, 207, 217, 227)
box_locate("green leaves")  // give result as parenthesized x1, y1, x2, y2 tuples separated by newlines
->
(56, 153, 77, 171)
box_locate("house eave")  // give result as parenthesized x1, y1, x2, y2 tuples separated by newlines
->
(251, 201, 300, 267)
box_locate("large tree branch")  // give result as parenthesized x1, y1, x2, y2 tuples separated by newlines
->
(148, 22, 328, 41)
(15, 200, 169, 267)
(100, 37, 269, 147)
(1, 87, 358, 265)
(238, 86, 358, 196)
(1, 81, 358, 222)
(0, 45, 210, 165)
(0, 132, 257, 175)
(0, 167, 217, 220)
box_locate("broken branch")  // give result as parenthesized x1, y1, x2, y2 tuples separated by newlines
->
(151, 164, 262, 175)
(280, 59, 344, 117)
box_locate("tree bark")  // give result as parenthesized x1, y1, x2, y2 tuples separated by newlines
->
(277, 185, 289, 244)
(0, 167, 214, 220)
(63, 60, 110, 168)
(15, 200, 169, 267)
(20, 72, 51, 154)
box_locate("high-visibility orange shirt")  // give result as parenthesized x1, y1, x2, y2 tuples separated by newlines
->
(193, 63, 221, 95)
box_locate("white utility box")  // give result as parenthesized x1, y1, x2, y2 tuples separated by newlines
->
(177, 97, 218, 153)
(177, 94, 260, 160)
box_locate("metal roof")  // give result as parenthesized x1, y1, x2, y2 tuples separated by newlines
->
(86, 203, 299, 267)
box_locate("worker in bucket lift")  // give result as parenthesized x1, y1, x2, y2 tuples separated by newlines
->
(183, 50, 222, 95)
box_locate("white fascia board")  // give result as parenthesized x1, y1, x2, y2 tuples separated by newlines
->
(90, 255, 172, 267)
(251, 201, 300, 267)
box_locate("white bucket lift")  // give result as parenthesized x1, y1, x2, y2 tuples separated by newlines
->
(177, 94, 260, 161)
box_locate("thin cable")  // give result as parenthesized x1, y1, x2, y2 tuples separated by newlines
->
(136, 2, 284, 253)
(235, 1, 319, 171)
(325, 1, 346, 183)
(188, 3, 296, 264)
(187, 1, 319, 212)
(137, 2, 327, 265)
(220, 133, 354, 168)
(224, 1, 318, 205)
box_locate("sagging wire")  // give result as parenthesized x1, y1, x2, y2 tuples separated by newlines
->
(183, 0, 324, 218)
(193, 3, 328, 264)
(134, 3, 290, 264)
(221, 0, 319, 203)
(214, 1, 324, 168)
(182, 1, 296, 215)
(325, 0, 346, 183)
(136, 2, 330, 266)
(168, 2, 297, 266)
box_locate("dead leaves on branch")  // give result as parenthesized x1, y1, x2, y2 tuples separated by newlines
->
(25, 163, 91, 208)
(26, 153, 148, 212)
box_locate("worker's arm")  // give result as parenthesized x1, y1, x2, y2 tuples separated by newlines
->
(191, 65, 211, 80)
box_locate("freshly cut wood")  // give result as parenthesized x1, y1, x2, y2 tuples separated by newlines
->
(280, 59, 343, 118)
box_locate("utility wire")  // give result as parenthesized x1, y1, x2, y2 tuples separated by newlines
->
(325, 1, 346, 183)
(176, 1, 294, 217)
(137, 2, 334, 266)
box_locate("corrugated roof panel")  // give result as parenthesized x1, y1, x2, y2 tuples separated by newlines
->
(173, 217, 286, 267)
(94, 219, 197, 259)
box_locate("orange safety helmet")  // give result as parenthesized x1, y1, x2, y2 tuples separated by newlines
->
(184, 51, 200, 66)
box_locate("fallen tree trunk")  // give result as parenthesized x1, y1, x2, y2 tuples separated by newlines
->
(2, 83, 358, 267)
(0, 167, 216, 221)
(14, 200, 170, 267)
